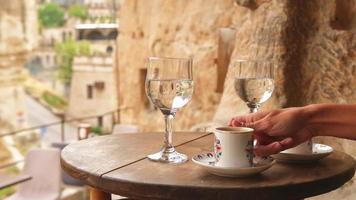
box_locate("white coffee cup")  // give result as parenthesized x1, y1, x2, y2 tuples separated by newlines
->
(213, 127, 254, 168)
(282, 139, 313, 154)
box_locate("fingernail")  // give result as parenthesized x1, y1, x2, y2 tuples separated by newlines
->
(229, 119, 233, 125)
(281, 138, 293, 146)
(273, 142, 281, 148)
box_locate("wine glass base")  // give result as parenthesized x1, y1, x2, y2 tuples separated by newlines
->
(148, 150, 188, 164)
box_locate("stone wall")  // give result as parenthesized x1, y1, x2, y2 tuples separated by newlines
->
(214, 1, 356, 198)
(0, 0, 38, 133)
(117, 0, 356, 199)
(117, 0, 240, 131)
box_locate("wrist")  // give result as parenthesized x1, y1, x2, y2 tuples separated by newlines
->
(300, 104, 320, 137)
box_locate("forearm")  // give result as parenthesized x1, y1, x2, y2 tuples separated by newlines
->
(303, 104, 356, 140)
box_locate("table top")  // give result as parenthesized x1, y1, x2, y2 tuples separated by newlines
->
(0, 174, 32, 190)
(61, 132, 356, 200)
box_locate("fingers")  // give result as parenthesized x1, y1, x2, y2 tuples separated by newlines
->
(253, 137, 294, 156)
(229, 118, 241, 126)
(252, 129, 312, 156)
(230, 111, 269, 127)
(254, 132, 277, 145)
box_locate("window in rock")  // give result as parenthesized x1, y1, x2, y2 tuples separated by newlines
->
(87, 31, 104, 40)
(106, 46, 113, 54)
(98, 116, 103, 127)
(78, 30, 84, 40)
(108, 31, 118, 40)
(46, 55, 51, 65)
(87, 85, 93, 99)
(94, 81, 105, 90)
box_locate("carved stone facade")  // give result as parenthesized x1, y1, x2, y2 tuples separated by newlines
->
(117, 0, 356, 199)
(67, 23, 119, 131)
(67, 55, 117, 131)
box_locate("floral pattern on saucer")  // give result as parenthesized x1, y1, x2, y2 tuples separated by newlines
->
(192, 152, 275, 177)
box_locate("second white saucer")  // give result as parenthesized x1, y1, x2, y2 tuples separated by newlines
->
(192, 152, 275, 177)
(271, 143, 333, 163)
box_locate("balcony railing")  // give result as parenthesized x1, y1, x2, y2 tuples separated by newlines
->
(0, 109, 120, 139)
(0, 109, 120, 170)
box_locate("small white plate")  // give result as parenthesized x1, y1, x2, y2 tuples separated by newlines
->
(271, 143, 333, 163)
(192, 152, 275, 177)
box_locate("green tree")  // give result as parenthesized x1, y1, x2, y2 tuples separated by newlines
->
(38, 3, 65, 28)
(91, 126, 103, 135)
(68, 4, 88, 21)
(55, 39, 91, 84)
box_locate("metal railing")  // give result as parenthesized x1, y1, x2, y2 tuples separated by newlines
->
(0, 109, 120, 139)
(0, 109, 120, 170)
(0, 160, 24, 170)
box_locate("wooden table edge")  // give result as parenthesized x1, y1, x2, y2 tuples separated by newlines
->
(97, 151, 355, 200)
(60, 132, 356, 200)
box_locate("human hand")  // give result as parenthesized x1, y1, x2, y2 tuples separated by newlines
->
(229, 107, 314, 156)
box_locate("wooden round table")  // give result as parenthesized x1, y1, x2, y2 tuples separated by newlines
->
(61, 132, 355, 200)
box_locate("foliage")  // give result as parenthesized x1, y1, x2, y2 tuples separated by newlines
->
(0, 186, 16, 199)
(42, 91, 68, 110)
(55, 39, 91, 84)
(38, 3, 65, 28)
(4, 165, 20, 174)
(92, 126, 103, 135)
(68, 4, 88, 21)
(0, 167, 19, 198)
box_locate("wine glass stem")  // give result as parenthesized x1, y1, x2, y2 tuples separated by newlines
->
(163, 114, 175, 151)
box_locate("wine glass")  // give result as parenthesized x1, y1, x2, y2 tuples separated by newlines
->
(145, 56, 194, 164)
(233, 59, 274, 113)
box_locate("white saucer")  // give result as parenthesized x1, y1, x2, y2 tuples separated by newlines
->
(271, 143, 333, 163)
(192, 152, 275, 177)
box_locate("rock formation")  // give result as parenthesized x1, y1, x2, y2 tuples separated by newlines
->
(0, 0, 38, 132)
(117, 0, 237, 131)
(0, 0, 38, 162)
